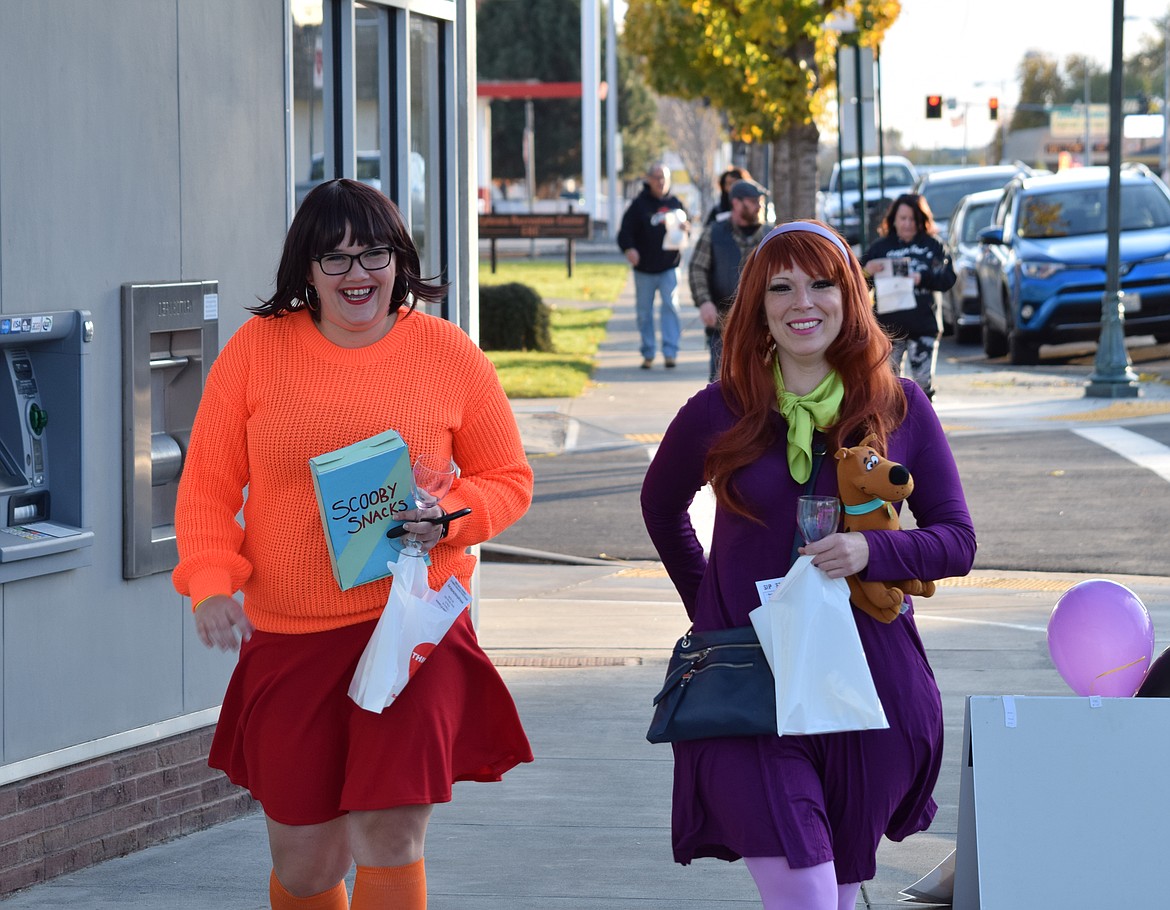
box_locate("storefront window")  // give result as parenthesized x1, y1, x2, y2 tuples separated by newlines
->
(291, 1, 324, 208)
(354, 3, 384, 200)
(410, 15, 442, 277)
(289, 1, 450, 292)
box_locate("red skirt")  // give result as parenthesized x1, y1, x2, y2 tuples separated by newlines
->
(208, 610, 533, 825)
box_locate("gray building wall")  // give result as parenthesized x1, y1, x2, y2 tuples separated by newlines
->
(0, 1, 287, 769)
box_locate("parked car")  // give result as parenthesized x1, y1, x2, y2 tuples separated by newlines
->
(295, 150, 426, 214)
(976, 164, 1170, 365)
(941, 188, 1006, 344)
(816, 155, 918, 244)
(912, 164, 1033, 242)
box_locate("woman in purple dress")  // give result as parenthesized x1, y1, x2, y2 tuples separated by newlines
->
(641, 220, 976, 909)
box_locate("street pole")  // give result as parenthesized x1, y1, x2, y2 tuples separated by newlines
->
(962, 102, 969, 165)
(854, 41, 867, 251)
(1084, 67, 1092, 166)
(836, 43, 845, 231)
(1086, 0, 1140, 398)
(605, 0, 619, 239)
(1162, 20, 1169, 182)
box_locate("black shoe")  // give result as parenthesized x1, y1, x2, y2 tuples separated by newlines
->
(641, 358, 654, 370)
(664, 358, 677, 369)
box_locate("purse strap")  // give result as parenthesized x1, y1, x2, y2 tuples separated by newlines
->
(788, 438, 828, 567)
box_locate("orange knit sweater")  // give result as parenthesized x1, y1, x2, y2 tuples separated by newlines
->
(172, 307, 533, 634)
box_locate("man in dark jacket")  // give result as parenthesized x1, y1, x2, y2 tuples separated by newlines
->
(617, 163, 690, 369)
(688, 179, 772, 381)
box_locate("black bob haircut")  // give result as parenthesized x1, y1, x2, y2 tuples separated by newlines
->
(251, 178, 449, 319)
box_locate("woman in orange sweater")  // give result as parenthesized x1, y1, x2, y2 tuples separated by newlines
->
(173, 179, 534, 910)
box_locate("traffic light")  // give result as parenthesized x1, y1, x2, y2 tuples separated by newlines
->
(989, 97, 999, 121)
(926, 95, 942, 119)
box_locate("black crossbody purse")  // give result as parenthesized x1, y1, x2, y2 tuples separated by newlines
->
(646, 444, 826, 744)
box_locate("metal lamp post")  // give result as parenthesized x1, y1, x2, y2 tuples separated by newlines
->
(1162, 19, 1169, 181)
(1086, 0, 1141, 399)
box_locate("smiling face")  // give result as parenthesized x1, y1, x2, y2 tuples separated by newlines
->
(764, 263, 844, 392)
(308, 228, 398, 348)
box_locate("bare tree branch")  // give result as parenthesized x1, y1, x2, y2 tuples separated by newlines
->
(657, 96, 726, 218)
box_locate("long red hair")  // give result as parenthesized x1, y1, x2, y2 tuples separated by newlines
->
(707, 221, 906, 519)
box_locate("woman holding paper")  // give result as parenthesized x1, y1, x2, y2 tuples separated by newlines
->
(173, 179, 534, 910)
(860, 194, 955, 401)
(641, 220, 975, 909)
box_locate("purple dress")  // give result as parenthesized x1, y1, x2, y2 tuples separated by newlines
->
(640, 379, 976, 884)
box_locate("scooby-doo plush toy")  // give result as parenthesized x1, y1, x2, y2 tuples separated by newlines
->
(835, 435, 936, 623)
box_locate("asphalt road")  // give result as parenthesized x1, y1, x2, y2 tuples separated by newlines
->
(493, 425, 1170, 573)
(492, 334, 1170, 575)
(494, 448, 659, 562)
(949, 423, 1170, 575)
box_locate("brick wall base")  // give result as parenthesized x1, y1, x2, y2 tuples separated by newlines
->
(0, 726, 255, 898)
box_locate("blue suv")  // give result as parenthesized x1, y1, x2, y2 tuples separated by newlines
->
(975, 164, 1170, 364)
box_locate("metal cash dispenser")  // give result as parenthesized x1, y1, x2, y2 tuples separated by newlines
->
(0, 310, 94, 582)
(121, 281, 218, 578)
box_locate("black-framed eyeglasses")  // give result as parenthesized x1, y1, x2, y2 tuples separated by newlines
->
(313, 247, 393, 276)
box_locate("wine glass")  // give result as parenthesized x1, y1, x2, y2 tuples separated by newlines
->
(401, 454, 457, 557)
(797, 495, 841, 544)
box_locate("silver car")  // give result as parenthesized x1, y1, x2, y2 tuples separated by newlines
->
(816, 156, 918, 244)
(941, 189, 1004, 344)
(912, 164, 1032, 242)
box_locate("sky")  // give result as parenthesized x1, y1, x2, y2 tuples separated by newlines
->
(879, 0, 1170, 151)
(614, 0, 1170, 153)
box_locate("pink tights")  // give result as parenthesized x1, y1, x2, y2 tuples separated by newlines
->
(743, 856, 862, 910)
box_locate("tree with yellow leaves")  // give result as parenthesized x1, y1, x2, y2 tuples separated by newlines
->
(623, 0, 900, 223)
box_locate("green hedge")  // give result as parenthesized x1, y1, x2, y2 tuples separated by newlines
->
(479, 282, 553, 352)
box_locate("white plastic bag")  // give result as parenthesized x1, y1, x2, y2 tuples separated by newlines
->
(348, 554, 470, 713)
(749, 555, 888, 735)
(661, 208, 689, 251)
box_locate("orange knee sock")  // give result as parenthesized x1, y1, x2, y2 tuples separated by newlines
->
(350, 859, 426, 910)
(269, 870, 349, 910)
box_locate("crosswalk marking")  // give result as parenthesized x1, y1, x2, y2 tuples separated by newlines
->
(1074, 426, 1170, 484)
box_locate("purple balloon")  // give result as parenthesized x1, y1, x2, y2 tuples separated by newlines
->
(1047, 579, 1154, 697)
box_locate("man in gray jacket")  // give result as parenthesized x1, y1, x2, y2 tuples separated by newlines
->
(688, 179, 771, 382)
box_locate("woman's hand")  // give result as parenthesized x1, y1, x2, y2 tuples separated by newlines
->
(799, 531, 870, 579)
(399, 504, 446, 554)
(194, 595, 255, 652)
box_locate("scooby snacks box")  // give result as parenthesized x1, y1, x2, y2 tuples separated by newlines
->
(310, 429, 415, 590)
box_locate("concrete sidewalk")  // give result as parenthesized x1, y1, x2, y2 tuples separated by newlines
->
(5, 271, 1170, 908)
(6, 562, 1168, 909)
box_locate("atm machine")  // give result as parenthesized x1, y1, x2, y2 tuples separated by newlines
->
(0, 311, 94, 581)
(121, 281, 218, 579)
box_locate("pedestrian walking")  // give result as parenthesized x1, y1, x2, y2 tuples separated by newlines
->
(641, 220, 975, 909)
(861, 194, 956, 400)
(617, 162, 690, 369)
(689, 178, 773, 381)
(172, 178, 534, 910)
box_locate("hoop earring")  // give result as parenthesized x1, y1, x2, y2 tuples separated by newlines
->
(305, 285, 319, 313)
(760, 325, 776, 354)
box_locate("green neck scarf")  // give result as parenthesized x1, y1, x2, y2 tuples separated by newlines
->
(773, 362, 844, 483)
